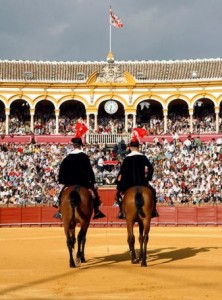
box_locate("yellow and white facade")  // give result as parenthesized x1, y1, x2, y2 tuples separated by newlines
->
(0, 55, 222, 135)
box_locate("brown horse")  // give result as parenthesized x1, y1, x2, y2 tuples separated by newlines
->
(122, 186, 154, 267)
(61, 185, 93, 268)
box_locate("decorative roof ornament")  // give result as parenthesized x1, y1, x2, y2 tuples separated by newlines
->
(96, 51, 126, 83)
(107, 51, 115, 64)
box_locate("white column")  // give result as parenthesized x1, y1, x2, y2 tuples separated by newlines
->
(215, 111, 219, 133)
(30, 109, 34, 133)
(163, 109, 168, 133)
(94, 113, 98, 132)
(5, 109, 9, 135)
(55, 110, 59, 134)
(85, 113, 90, 143)
(189, 108, 193, 134)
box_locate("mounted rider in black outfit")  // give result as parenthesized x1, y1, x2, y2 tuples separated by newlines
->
(53, 137, 105, 220)
(115, 137, 159, 219)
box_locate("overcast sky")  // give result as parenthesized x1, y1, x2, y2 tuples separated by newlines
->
(1, 0, 222, 62)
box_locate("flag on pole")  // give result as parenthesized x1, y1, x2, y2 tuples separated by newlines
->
(110, 8, 123, 28)
(132, 127, 149, 139)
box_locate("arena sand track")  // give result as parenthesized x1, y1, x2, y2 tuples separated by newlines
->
(0, 227, 222, 300)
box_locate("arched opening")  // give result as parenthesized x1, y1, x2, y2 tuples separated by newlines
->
(34, 100, 55, 135)
(9, 100, 30, 134)
(59, 100, 86, 135)
(97, 100, 125, 133)
(193, 98, 215, 133)
(0, 101, 5, 134)
(220, 101, 222, 133)
(136, 100, 163, 135)
(168, 99, 189, 134)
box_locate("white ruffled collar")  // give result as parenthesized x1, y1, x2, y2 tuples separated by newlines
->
(127, 150, 143, 157)
(70, 149, 84, 154)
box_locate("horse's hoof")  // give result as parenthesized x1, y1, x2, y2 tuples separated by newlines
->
(76, 255, 85, 263)
(70, 259, 76, 268)
(131, 258, 139, 264)
(75, 257, 82, 266)
(141, 261, 147, 267)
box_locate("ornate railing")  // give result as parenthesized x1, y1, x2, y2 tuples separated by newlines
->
(86, 133, 130, 145)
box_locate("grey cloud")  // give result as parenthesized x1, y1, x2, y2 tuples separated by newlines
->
(1, 0, 222, 61)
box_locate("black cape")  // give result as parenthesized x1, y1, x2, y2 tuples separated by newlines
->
(117, 152, 153, 192)
(58, 151, 95, 187)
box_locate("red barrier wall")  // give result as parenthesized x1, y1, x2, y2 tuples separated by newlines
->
(142, 134, 222, 143)
(99, 188, 116, 206)
(0, 135, 32, 143)
(1, 134, 221, 145)
(0, 206, 222, 227)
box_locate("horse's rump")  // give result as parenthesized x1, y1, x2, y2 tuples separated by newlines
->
(61, 185, 93, 223)
(123, 186, 154, 220)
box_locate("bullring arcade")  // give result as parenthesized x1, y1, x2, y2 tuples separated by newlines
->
(0, 56, 222, 139)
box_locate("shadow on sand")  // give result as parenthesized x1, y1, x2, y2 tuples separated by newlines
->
(81, 245, 219, 268)
(0, 246, 220, 298)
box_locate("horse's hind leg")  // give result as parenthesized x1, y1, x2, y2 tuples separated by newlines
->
(127, 221, 138, 264)
(141, 232, 148, 267)
(77, 224, 89, 263)
(141, 223, 150, 267)
(66, 228, 76, 268)
(138, 221, 144, 262)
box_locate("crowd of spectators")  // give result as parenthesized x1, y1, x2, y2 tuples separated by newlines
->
(145, 136, 222, 206)
(0, 135, 221, 207)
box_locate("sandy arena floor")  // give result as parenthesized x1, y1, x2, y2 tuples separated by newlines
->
(0, 226, 222, 300)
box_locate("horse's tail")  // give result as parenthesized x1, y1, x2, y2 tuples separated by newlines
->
(69, 186, 88, 220)
(135, 191, 146, 218)
(70, 190, 81, 209)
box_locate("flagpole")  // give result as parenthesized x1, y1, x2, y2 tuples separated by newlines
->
(109, 6, 112, 53)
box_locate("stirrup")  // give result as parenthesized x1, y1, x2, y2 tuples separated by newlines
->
(53, 211, 62, 219)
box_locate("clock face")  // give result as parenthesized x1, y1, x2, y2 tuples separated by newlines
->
(104, 101, 118, 114)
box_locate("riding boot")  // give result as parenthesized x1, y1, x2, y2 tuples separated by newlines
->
(53, 186, 64, 219)
(53, 197, 62, 219)
(115, 190, 125, 219)
(91, 187, 106, 219)
(148, 184, 159, 218)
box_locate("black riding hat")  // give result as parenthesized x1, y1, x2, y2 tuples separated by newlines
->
(129, 137, 140, 147)
(71, 137, 83, 146)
